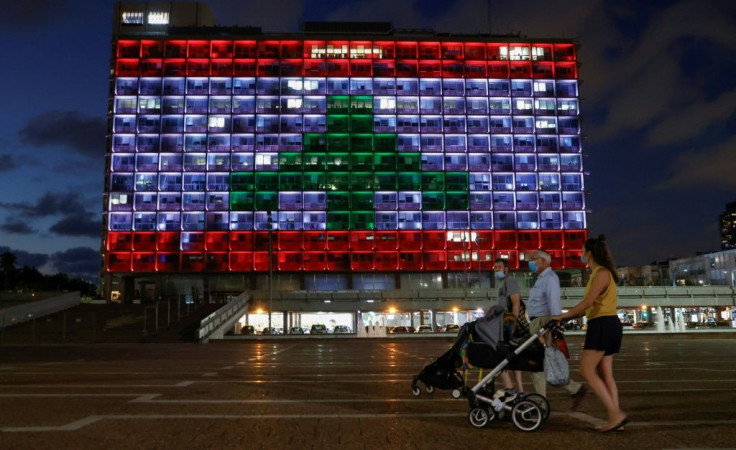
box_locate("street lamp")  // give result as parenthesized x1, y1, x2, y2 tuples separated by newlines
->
(267, 211, 274, 331)
(465, 232, 470, 289)
(474, 236, 482, 288)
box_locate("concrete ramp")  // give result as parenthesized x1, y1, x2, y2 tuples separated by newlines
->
(196, 293, 249, 343)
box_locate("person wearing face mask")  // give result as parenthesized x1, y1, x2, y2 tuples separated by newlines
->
(552, 235, 627, 432)
(493, 258, 529, 393)
(526, 249, 587, 406)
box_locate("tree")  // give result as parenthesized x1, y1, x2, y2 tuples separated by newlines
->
(17, 266, 43, 291)
(1, 251, 17, 291)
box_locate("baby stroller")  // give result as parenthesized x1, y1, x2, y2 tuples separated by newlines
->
(411, 308, 555, 431)
(410, 323, 471, 399)
(464, 319, 557, 431)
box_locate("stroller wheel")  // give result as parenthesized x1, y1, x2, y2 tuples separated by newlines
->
(451, 389, 462, 399)
(521, 393, 550, 421)
(425, 385, 434, 394)
(511, 400, 543, 432)
(468, 407, 494, 429)
(411, 385, 421, 397)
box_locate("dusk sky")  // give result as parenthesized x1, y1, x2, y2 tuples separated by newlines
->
(1, 0, 734, 284)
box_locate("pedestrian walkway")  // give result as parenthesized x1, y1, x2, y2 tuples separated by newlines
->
(1, 336, 735, 449)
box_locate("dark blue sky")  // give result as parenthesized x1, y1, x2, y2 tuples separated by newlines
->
(1, 0, 734, 283)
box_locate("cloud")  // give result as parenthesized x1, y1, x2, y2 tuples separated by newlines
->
(654, 135, 736, 190)
(646, 89, 736, 147)
(595, 0, 736, 96)
(0, 246, 49, 269)
(0, 219, 36, 234)
(593, 52, 681, 140)
(0, 245, 99, 282)
(49, 214, 102, 238)
(0, 154, 18, 172)
(582, 0, 736, 139)
(18, 111, 105, 158)
(0, 192, 92, 218)
(49, 247, 100, 281)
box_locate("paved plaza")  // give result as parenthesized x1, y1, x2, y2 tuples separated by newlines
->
(1, 333, 735, 449)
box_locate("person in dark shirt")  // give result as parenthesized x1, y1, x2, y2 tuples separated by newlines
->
(494, 258, 526, 393)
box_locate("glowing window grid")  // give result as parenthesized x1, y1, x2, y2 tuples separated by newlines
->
(105, 39, 586, 272)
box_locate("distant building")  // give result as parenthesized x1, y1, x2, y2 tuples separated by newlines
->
(669, 249, 736, 286)
(616, 261, 669, 286)
(720, 201, 736, 250)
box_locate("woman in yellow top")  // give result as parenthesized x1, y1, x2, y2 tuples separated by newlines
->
(552, 235, 627, 432)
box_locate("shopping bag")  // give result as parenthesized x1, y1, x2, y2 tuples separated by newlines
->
(554, 335, 570, 359)
(544, 346, 570, 386)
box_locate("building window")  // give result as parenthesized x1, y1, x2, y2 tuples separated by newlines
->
(121, 12, 144, 24)
(148, 12, 169, 25)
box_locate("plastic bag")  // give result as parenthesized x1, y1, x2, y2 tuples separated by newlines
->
(552, 329, 570, 359)
(544, 345, 570, 386)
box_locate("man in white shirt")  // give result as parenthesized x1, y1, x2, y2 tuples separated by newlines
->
(527, 249, 586, 407)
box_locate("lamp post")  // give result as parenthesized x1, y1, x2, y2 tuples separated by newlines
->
(475, 237, 482, 288)
(465, 232, 470, 289)
(267, 211, 273, 331)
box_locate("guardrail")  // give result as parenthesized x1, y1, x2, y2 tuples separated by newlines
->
(249, 286, 736, 300)
(239, 286, 736, 311)
(0, 292, 80, 329)
(196, 292, 249, 343)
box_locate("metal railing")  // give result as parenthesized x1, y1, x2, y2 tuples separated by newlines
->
(197, 293, 249, 343)
(240, 286, 736, 312)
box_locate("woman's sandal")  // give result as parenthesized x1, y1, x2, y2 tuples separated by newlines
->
(597, 416, 629, 433)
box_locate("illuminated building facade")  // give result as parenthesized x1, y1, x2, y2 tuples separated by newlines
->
(102, 2, 587, 302)
(720, 201, 736, 250)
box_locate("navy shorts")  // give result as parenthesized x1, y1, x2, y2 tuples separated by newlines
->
(584, 316, 623, 356)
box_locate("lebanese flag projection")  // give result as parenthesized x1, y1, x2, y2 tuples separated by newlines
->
(106, 39, 587, 273)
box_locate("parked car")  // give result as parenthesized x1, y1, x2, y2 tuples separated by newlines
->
(390, 326, 410, 334)
(310, 324, 327, 334)
(416, 325, 434, 333)
(261, 327, 281, 335)
(290, 326, 306, 334)
(444, 324, 460, 333)
(706, 318, 730, 327)
(240, 325, 255, 335)
(333, 325, 351, 334)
